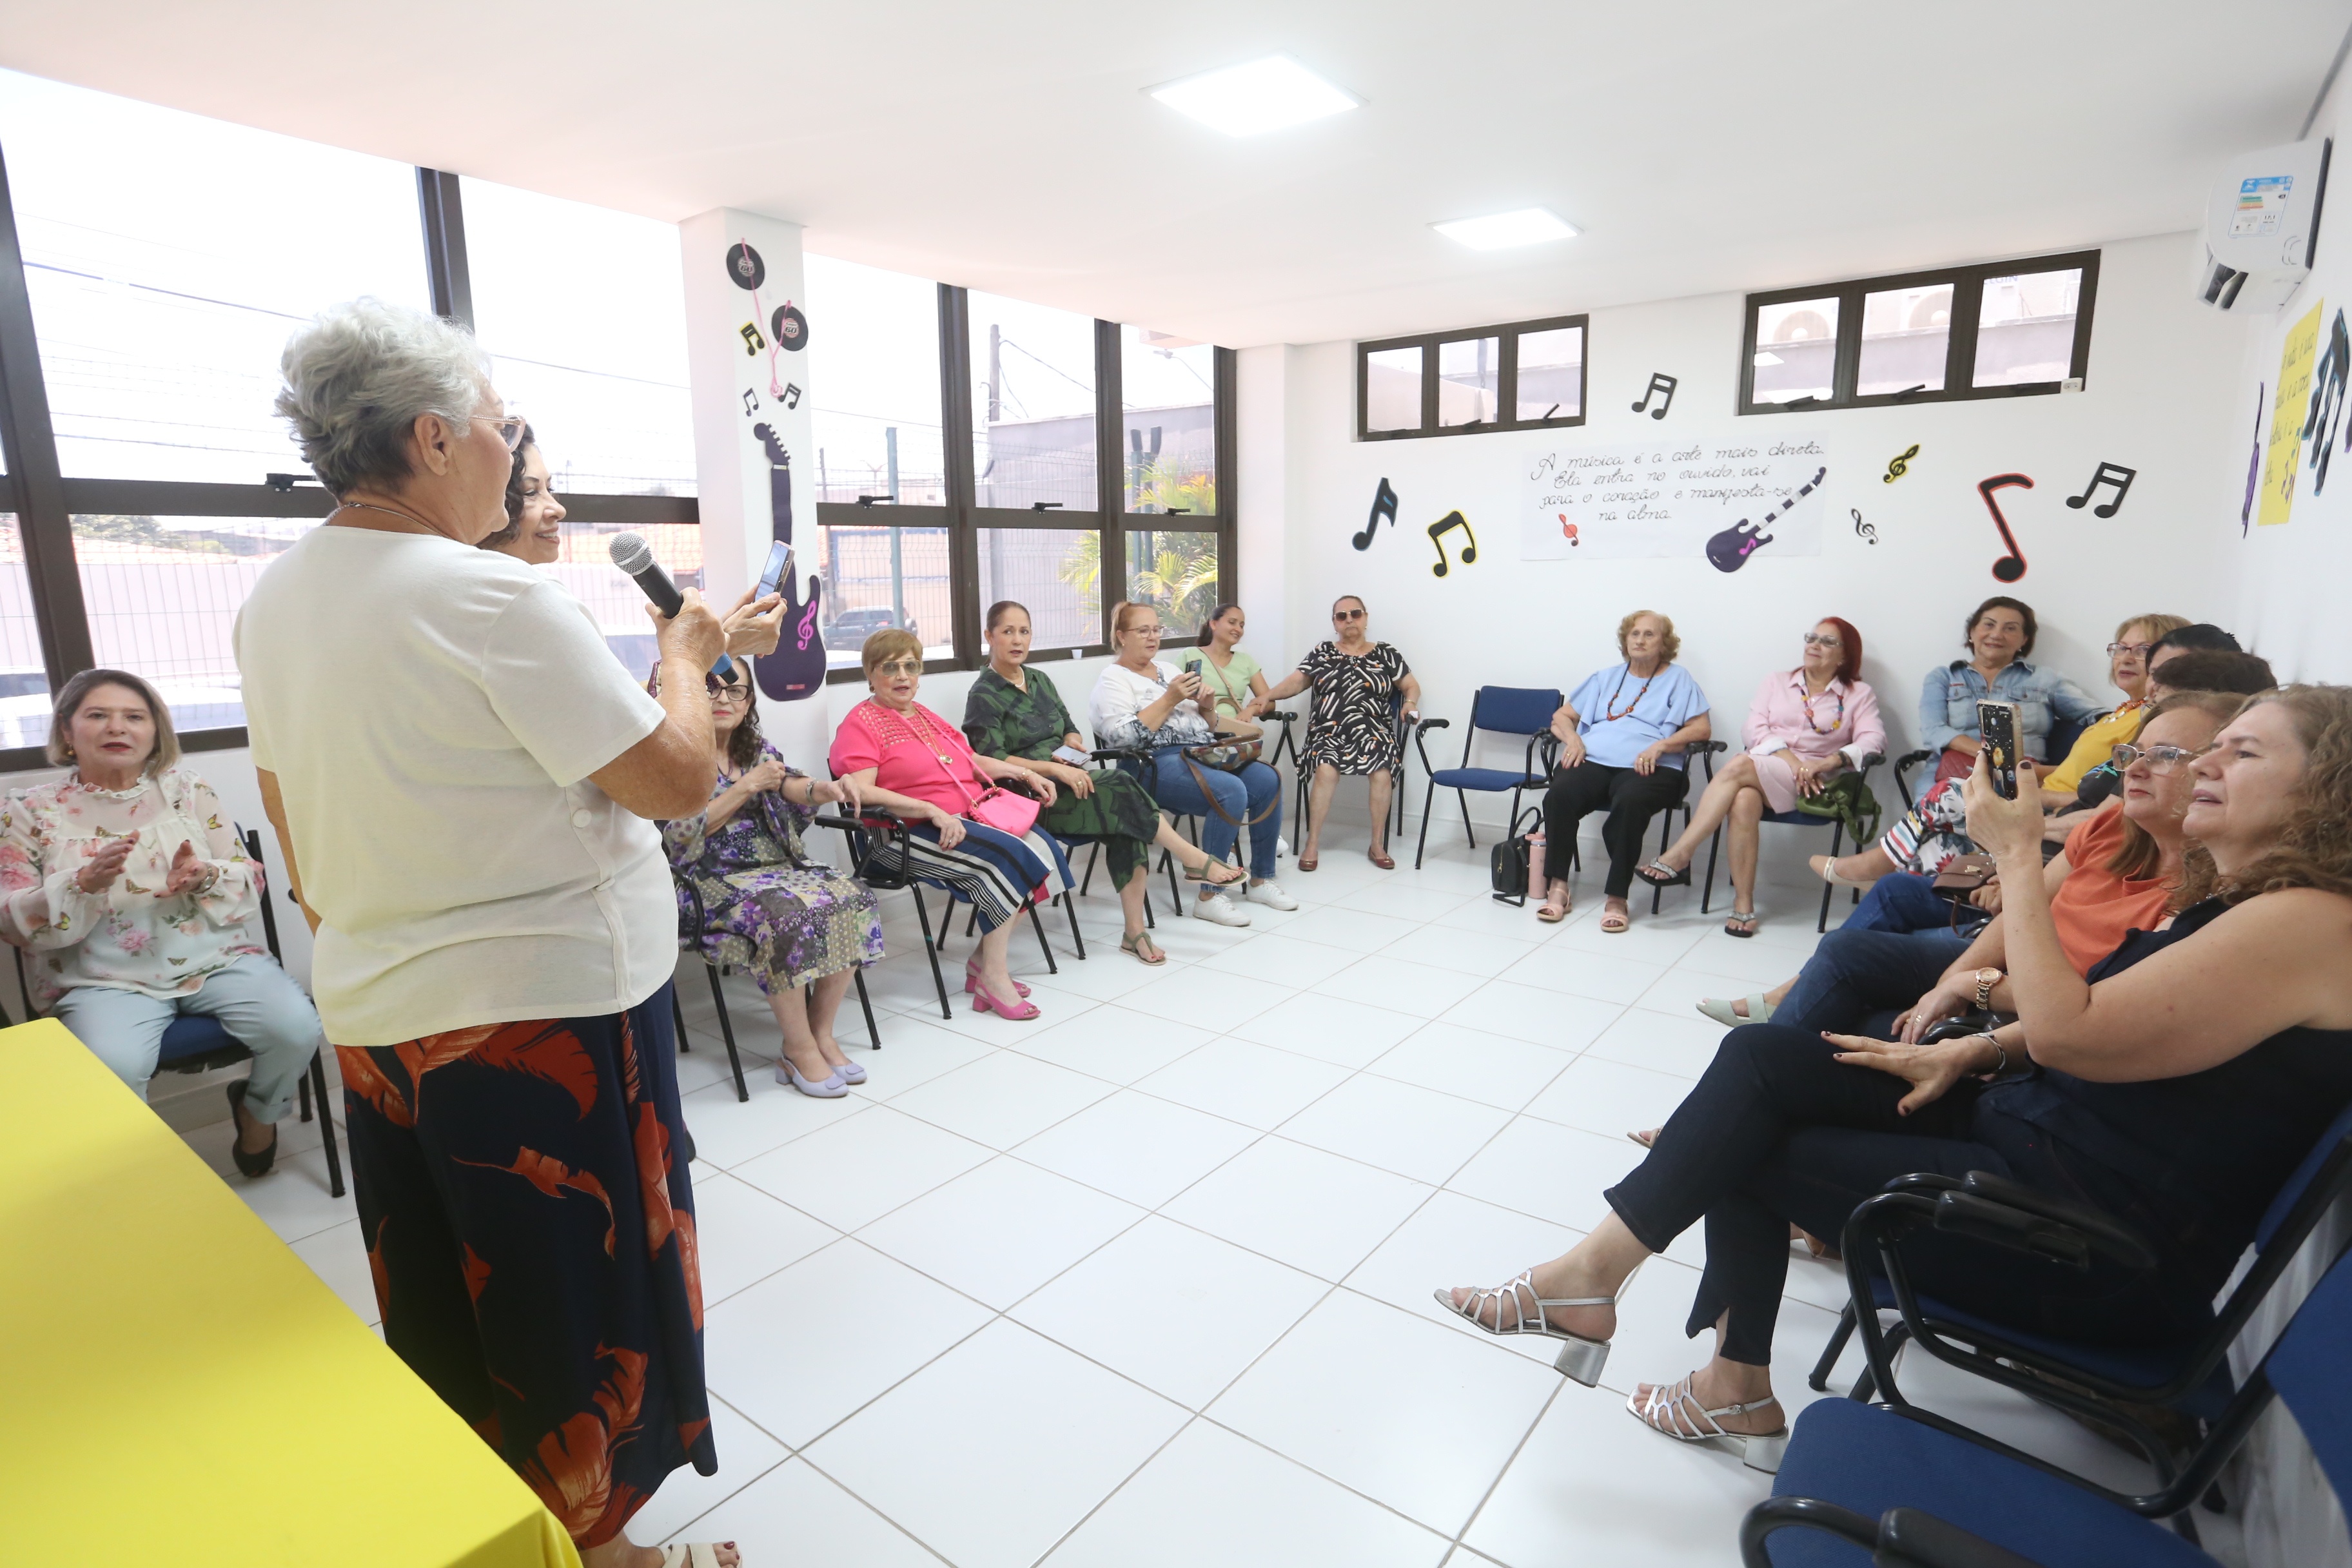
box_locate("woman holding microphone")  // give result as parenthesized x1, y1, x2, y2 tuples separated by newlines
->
(240, 300, 766, 1568)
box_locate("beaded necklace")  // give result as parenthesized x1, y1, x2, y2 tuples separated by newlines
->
(1603, 663, 1658, 721)
(1799, 677, 1845, 735)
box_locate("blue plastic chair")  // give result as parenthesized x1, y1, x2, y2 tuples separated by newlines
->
(1745, 1220, 2352, 1565)
(1410, 686, 1561, 870)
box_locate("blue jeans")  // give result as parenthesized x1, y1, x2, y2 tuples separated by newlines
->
(1777, 924, 1974, 1035)
(1847, 872, 1990, 935)
(50, 954, 322, 1122)
(1151, 754, 1282, 879)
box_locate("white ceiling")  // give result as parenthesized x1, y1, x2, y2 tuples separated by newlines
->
(0, 1, 2342, 348)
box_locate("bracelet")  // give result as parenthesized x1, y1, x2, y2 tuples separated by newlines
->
(1977, 1034, 2009, 1075)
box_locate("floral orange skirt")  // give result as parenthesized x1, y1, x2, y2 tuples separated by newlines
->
(337, 985, 714, 1548)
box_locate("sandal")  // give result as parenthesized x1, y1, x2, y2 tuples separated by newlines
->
(1811, 854, 1876, 890)
(1600, 909, 1630, 934)
(658, 1547, 737, 1568)
(1120, 931, 1167, 966)
(1184, 858, 1247, 887)
(1297, 850, 1319, 872)
(1723, 910, 1759, 938)
(1634, 858, 1689, 888)
(1697, 994, 1776, 1026)
(1536, 884, 1571, 923)
(1627, 1127, 1659, 1148)
(1433, 1262, 1643, 1386)
(1627, 1374, 1788, 1472)
(1367, 845, 1395, 870)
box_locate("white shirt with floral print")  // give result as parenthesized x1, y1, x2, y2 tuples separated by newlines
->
(0, 767, 267, 1010)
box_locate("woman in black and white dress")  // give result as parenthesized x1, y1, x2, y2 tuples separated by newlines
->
(1264, 595, 1420, 871)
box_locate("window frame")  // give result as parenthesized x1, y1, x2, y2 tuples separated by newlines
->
(1738, 249, 2101, 416)
(1355, 312, 1589, 442)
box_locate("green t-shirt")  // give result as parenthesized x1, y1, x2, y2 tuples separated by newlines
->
(1182, 648, 1262, 716)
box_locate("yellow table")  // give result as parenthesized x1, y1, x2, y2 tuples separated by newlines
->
(0, 1019, 581, 1568)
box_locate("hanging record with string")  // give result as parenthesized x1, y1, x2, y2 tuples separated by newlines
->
(725, 241, 765, 291)
(771, 302, 809, 352)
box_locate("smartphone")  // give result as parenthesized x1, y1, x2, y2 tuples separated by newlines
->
(755, 539, 794, 601)
(1977, 699, 2021, 799)
(1050, 744, 1091, 766)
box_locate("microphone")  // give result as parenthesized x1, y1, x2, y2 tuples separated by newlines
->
(609, 531, 734, 679)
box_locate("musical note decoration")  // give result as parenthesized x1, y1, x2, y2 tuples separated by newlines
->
(1705, 467, 1825, 573)
(1427, 511, 1478, 577)
(741, 389, 759, 416)
(1352, 477, 1399, 551)
(2063, 461, 2137, 519)
(1558, 513, 1579, 547)
(725, 241, 766, 291)
(2301, 309, 2349, 495)
(2242, 383, 2266, 536)
(1852, 507, 1876, 545)
(740, 322, 766, 355)
(782, 382, 803, 411)
(1881, 444, 1919, 484)
(1977, 473, 2034, 582)
(770, 302, 809, 352)
(1630, 373, 1678, 419)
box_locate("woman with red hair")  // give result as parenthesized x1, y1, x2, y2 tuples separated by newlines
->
(1637, 618, 1882, 935)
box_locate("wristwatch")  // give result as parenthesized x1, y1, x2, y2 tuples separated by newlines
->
(1974, 967, 2004, 1010)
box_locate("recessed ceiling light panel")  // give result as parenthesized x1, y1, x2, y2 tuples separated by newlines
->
(1149, 55, 1359, 138)
(1431, 208, 1579, 251)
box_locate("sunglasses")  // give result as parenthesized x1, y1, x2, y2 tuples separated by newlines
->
(2110, 740, 2209, 774)
(1334, 608, 1366, 620)
(872, 658, 923, 678)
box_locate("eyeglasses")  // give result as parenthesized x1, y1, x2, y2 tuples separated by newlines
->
(1128, 626, 1164, 640)
(475, 413, 529, 451)
(2106, 642, 2155, 658)
(2110, 741, 2209, 774)
(705, 676, 751, 701)
(1334, 608, 1366, 620)
(1801, 632, 1841, 648)
(872, 658, 923, 678)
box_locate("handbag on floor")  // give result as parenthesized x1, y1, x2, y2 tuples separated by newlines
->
(1489, 806, 1545, 906)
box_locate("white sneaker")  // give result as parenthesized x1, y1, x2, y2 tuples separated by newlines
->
(1245, 880, 1300, 911)
(1191, 892, 1253, 927)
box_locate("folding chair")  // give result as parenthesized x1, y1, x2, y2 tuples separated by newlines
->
(15, 825, 344, 1199)
(1410, 685, 1561, 870)
(1699, 747, 1889, 932)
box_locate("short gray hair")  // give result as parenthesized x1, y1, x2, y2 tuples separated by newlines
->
(275, 299, 489, 495)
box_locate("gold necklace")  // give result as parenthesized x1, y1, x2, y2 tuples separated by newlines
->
(330, 501, 435, 533)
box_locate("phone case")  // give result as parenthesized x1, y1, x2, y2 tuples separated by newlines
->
(1977, 700, 2021, 799)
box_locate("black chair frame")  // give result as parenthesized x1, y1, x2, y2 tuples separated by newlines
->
(1291, 701, 1410, 859)
(1408, 711, 1557, 871)
(1697, 747, 1888, 932)
(1493, 741, 1717, 915)
(819, 812, 957, 1022)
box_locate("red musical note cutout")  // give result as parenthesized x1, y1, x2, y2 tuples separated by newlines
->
(1976, 473, 2034, 583)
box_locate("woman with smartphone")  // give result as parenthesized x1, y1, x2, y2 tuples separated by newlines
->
(964, 600, 1242, 964)
(1182, 603, 1273, 721)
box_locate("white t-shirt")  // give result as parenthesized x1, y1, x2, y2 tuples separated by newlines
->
(234, 527, 673, 1047)
(1090, 658, 1215, 749)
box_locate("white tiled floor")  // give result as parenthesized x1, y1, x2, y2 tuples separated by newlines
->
(182, 810, 2202, 1567)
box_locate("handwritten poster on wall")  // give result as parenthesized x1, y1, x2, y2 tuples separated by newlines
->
(2259, 299, 2324, 527)
(1524, 434, 1831, 562)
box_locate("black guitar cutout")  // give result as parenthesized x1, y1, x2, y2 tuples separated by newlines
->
(1705, 466, 1824, 573)
(750, 422, 825, 701)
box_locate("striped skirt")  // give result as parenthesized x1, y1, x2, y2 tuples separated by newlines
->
(860, 818, 1073, 933)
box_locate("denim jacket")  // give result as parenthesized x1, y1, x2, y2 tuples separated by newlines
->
(1916, 659, 2101, 759)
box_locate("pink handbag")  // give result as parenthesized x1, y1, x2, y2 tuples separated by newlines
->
(906, 707, 1041, 837)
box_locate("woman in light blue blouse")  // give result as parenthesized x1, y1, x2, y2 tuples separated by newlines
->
(1916, 595, 2099, 799)
(1539, 611, 1712, 930)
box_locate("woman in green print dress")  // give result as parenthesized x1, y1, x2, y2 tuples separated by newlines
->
(963, 601, 1244, 964)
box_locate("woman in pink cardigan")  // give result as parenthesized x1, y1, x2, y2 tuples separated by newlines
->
(1634, 618, 1883, 936)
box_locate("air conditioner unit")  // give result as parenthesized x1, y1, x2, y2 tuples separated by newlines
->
(2195, 139, 2331, 311)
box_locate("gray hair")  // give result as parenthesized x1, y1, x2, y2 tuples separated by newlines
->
(47, 668, 180, 778)
(275, 299, 490, 495)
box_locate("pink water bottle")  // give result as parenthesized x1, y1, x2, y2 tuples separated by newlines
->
(1525, 827, 1546, 901)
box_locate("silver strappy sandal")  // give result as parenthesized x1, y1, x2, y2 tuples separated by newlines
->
(1431, 1263, 1641, 1386)
(1625, 1373, 1788, 1472)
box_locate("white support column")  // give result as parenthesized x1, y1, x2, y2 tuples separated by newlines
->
(679, 207, 829, 761)
(1235, 343, 1293, 662)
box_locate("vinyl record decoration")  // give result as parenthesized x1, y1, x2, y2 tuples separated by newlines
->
(726, 241, 765, 291)
(771, 302, 809, 353)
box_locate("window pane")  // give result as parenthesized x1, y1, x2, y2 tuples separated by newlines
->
(1121, 326, 1215, 514)
(72, 513, 318, 732)
(1364, 346, 1422, 431)
(816, 525, 952, 670)
(463, 177, 694, 496)
(1437, 337, 1499, 426)
(1124, 528, 1219, 641)
(1974, 268, 2082, 387)
(1857, 284, 1950, 397)
(0, 70, 432, 482)
(1516, 326, 1583, 420)
(978, 529, 1100, 653)
(807, 255, 946, 505)
(544, 521, 706, 681)
(0, 515, 48, 749)
(1750, 297, 1839, 404)
(970, 292, 1095, 510)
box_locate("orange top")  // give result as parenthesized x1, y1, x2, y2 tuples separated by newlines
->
(2052, 805, 2175, 975)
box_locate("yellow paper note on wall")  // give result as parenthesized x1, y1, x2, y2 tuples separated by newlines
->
(2261, 299, 2324, 525)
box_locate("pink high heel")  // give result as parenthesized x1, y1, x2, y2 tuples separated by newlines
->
(964, 961, 1031, 999)
(970, 979, 1041, 1021)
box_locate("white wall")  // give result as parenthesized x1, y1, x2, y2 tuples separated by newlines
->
(1239, 232, 2248, 830)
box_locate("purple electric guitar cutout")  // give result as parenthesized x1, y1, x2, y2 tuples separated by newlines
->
(751, 422, 825, 701)
(1705, 466, 1824, 572)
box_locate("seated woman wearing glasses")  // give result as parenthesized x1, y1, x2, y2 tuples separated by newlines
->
(1260, 596, 1420, 871)
(1444, 685, 2352, 1473)
(1633, 618, 1881, 937)
(659, 663, 882, 1097)
(964, 600, 1242, 966)
(830, 629, 1070, 1021)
